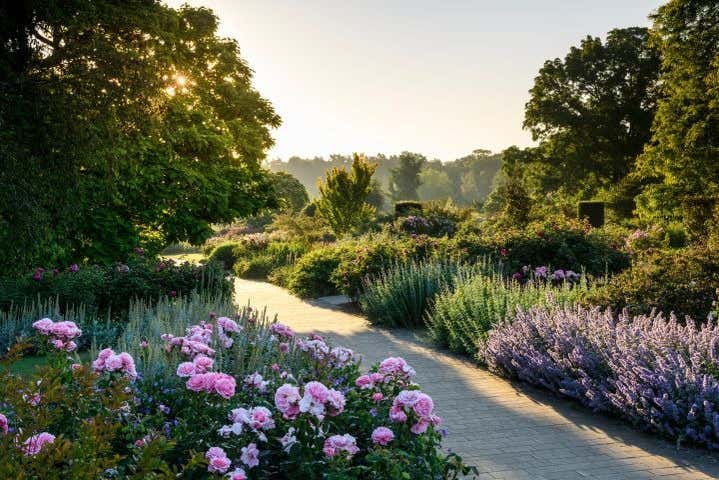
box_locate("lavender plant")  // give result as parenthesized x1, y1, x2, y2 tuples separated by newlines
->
(483, 305, 719, 449)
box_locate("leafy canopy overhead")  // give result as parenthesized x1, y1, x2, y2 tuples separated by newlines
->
(522, 27, 661, 196)
(0, 0, 280, 271)
(636, 0, 719, 231)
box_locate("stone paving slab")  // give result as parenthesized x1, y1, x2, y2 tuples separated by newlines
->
(235, 279, 719, 480)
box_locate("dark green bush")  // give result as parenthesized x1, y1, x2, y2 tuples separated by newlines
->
(394, 201, 423, 217)
(207, 241, 243, 270)
(232, 241, 308, 280)
(586, 245, 719, 320)
(0, 256, 231, 318)
(286, 246, 345, 298)
(577, 201, 605, 228)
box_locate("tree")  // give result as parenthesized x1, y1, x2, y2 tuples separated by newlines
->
(484, 147, 532, 225)
(523, 27, 661, 197)
(366, 179, 387, 212)
(316, 154, 377, 235)
(388, 152, 426, 201)
(635, 0, 719, 233)
(0, 0, 280, 271)
(271, 172, 309, 212)
(418, 168, 454, 201)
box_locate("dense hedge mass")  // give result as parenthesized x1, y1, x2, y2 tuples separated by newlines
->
(0, 256, 230, 317)
(587, 245, 719, 320)
(483, 305, 719, 449)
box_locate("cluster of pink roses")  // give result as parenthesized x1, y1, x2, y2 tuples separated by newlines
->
(273, 381, 346, 422)
(22, 432, 55, 456)
(161, 322, 216, 358)
(32, 318, 81, 352)
(92, 348, 137, 379)
(244, 372, 270, 393)
(270, 322, 294, 339)
(219, 406, 275, 440)
(186, 372, 236, 399)
(217, 316, 242, 348)
(176, 354, 214, 377)
(390, 390, 441, 434)
(378, 356, 417, 382)
(323, 434, 359, 459)
(206, 446, 232, 473)
(0, 413, 57, 457)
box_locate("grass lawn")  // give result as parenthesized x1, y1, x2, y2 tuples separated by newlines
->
(10, 352, 91, 377)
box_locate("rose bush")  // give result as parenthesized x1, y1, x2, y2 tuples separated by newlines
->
(0, 305, 474, 479)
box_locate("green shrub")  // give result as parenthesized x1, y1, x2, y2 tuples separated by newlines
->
(394, 201, 423, 217)
(206, 241, 243, 269)
(233, 241, 308, 280)
(0, 256, 231, 318)
(360, 260, 488, 328)
(586, 245, 719, 320)
(287, 246, 344, 298)
(428, 272, 591, 358)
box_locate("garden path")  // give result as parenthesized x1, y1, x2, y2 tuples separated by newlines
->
(234, 279, 719, 480)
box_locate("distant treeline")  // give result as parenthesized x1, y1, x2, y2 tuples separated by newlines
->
(265, 150, 502, 207)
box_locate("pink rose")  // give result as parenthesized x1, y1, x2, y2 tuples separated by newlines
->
(213, 374, 236, 399)
(208, 455, 231, 473)
(22, 432, 55, 456)
(371, 426, 394, 446)
(192, 354, 214, 373)
(0, 413, 7, 435)
(372, 392, 384, 402)
(186, 375, 206, 392)
(410, 418, 430, 434)
(176, 362, 196, 377)
(228, 469, 247, 480)
(240, 443, 260, 468)
(412, 393, 434, 418)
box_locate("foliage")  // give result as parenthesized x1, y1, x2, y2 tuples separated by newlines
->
(635, 1, 719, 231)
(0, 0, 280, 273)
(271, 172, 310, 212)
(0, 294, 473, 478)
(586, 245, 719, 320)
(360, 260, 487, 328)
(0, 345, 177, 479)
(316, 154, 377, 236)
(268, 212, 336, 245)
(233, 242, 308, 281)
(388, 152, 426, 201)
(522, 27, 661, 198)
(428, 271, 591, 357)
(483, 305, 719, 449)
(207, 242, 245, 270)
(286, 246, 345, 298)
(0, 255, 231, 318)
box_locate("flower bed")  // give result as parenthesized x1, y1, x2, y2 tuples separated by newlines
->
(0, 305, 473, 478)
(483, 305, 719, 449)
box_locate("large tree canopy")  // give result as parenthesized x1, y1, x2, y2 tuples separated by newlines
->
(0, 0, 280, 271)
(523, 27, 661, 197)
(636, 0, 719, 231)
(388, 152, 426, 201)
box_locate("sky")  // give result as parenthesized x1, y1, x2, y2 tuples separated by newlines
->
(165, 0, 663, 162)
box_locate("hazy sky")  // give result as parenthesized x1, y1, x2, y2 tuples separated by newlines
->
(165, 0, 662, 161)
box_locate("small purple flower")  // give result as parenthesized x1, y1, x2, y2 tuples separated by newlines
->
(69, 263, 79, 273)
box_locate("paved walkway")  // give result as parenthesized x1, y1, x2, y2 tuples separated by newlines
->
(235, 279, 719, 480)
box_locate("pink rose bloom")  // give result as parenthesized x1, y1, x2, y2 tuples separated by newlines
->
(64, 341, 77, 352)
(371, 426, 394, 446)
(248, 406, 275, 431)
(370, 372, 384, 383)
(274, 384, 301, 420)
(270, 323, 294, 338)
(206, 446, 226, 459)
(186, 374, 206, 392)
(71, 363, 82, 372)
(240, 443, 260, 468)
(303, 381, 330, 403)
(0, 413, 7, 435)
(192, 354, 214, 373)
(176, 362, 196, 377)
(389, 405, 407, 423)
(213, 374, 236, 399)
(51, 339, 64, 350)
(379, 357, 416, 380)
(279, 342, 290, 353)
(395, 390, 420, 407)
(299, 381, 330, 419)
(244, 372, 269, 392)
(32, 318, 53, 335)
(372, 392, 384, 402)
(410, 418, 430, 434)
(208, 455, 231, 473)
(355, 374, 372, 389)
(139, 340, 149, 349)
(22, 432, 55, 456)
(50, 321, 81, 340)
(228, 469, 247, 480)
(217, 316, 241, 333)
(412, 393, 434, 418)
(326, 389, 346, 416)
(323, 434, 359, 459)
(330, 347, 354, 366)
(105, 354, 123, 371)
